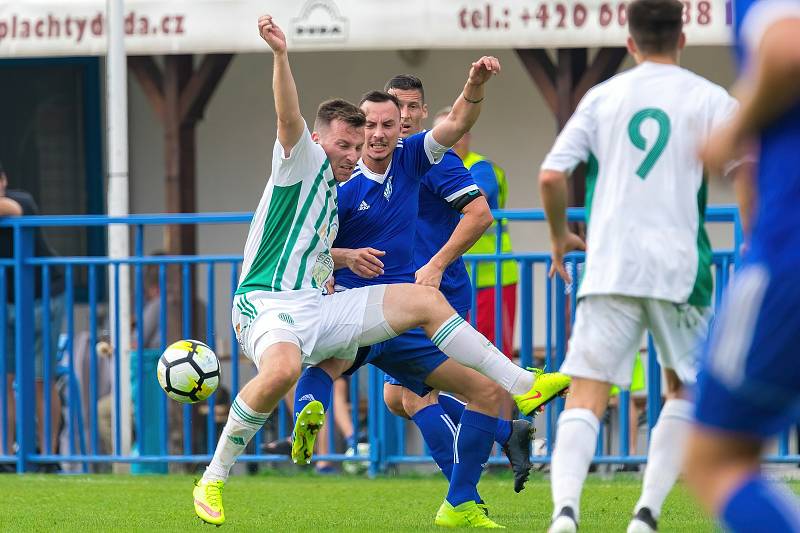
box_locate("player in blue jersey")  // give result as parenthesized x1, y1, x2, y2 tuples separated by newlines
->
(292, 84, 569, 527)
(685, 1, 800, 532)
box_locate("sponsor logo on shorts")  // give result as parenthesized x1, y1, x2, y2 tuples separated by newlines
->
(299, 394, 316, 402)
(278, 312, 295, 326)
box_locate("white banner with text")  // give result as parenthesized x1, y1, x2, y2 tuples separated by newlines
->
(0, 0, 733, 58)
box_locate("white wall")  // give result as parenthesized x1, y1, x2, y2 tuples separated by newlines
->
(127, 46, 739, 355)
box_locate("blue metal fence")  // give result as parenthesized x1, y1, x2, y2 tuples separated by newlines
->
(1, 208, 796, 474)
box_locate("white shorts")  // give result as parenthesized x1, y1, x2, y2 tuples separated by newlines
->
(232, 286, 395, 369)
(561, 295, 712, 388)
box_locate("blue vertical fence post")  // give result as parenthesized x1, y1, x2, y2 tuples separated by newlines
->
(367, 365, 382, 477)
(206, 264, 217, 454)
(134, 226, 145, 458)
(494, 221, 503, 353)
(88, 264, 99, 455)
(159, 264, 168, 457)
(182, 263, 193, 454)
(41, 265, 52, 455)
(519, 261, 533, 370)
(14, 225, 36, 472)
(646, 335, 662, 431)
(0, 267, 7, 457)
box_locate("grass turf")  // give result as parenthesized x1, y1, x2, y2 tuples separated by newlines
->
(2, 472, 798, 531)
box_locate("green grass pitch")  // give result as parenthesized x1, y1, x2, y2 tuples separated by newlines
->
(3, 472, 798, 531)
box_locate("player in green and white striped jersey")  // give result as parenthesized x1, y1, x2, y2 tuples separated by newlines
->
(194, 15, 570, 527)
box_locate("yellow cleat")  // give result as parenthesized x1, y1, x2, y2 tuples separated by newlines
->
(193, 479, 225, 526)
(291, 400, 326, 465)
(513, 368, 571, 416)
(435, 500, 505, 528)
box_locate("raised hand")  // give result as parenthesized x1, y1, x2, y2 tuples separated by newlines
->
(258, 14, 287, 54)
(468, 56, 501, 86)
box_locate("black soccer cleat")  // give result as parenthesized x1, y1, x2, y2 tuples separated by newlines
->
(627, 507, 658, 533)
(501, 419, 534, 493)
(548, 506, 578, 533)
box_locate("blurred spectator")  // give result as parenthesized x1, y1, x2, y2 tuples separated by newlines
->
(0, 160, 64, 459)
(434, 109, 518, 359)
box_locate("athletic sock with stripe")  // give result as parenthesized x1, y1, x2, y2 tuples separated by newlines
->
(431, 313, 533, 395)
(203, 395, 270, 483)
(411, 404, 456, 480)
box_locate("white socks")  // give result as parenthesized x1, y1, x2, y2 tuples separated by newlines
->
(551, 408, 600, 521)
(634, 399, 693, 519)
(203, 395, 271, 483)
(431, 313, 533, 395)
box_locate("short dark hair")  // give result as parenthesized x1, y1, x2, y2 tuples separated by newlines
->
(384, 74, 425, 103)
(359, 90, 401, 110)
(314, 99, 366, 131)
(627, 0, 684, 55)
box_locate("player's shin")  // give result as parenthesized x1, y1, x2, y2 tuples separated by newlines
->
(411, 404, 456, 480)
(439, 392, 512, 446)
(203, 395, 270, 482)
(721, 475, 800, 532)
(634, 399, 693, 519)
(551, 408, 600, 522)
(431, 314, 533, 395)
(446, 409, 498, 506)
(294, 366, 334, 419)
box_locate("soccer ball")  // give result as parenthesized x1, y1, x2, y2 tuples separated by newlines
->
(157, 339, 220, 404)
(342, 442, 370, 475)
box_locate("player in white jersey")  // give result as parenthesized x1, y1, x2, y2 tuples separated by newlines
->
(193, 15, 563, 527)
(539, 1, 737, 532)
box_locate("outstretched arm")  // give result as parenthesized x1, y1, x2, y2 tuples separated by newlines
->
(430, 56, 501, 149)
(702, 16, 800, 174)
(416, 196, 493, 288)
(258, 15, 304, 155)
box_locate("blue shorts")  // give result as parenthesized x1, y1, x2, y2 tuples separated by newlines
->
(695, 263, 800, 438)
(345, 311, 468, 397)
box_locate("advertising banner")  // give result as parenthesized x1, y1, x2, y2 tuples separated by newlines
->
(0, 0, 733, 58)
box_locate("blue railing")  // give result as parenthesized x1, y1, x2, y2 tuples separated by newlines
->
(1, 208, 795, 474)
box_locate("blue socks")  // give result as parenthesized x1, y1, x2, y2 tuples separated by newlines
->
(293, 366, 333, 420)
(411, 404, 456, 480)
(439, 393, 513, 446)
(722, 475, 800, 532)
(447, 409, 498, 507)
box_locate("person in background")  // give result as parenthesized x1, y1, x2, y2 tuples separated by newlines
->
(435, 108, 518, 362)
(0, 160, 65, 463)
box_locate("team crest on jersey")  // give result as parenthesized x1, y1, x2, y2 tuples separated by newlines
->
(384, 176, 393, 200)
(327, 221, 339, 244)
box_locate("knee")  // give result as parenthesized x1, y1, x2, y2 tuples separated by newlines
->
(257, 360, 301, 390)
(414, 284, 447, 310)
(461, 377, 504, 414)
(401, 390, 435, 418)
(384, 385, 408, 418)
